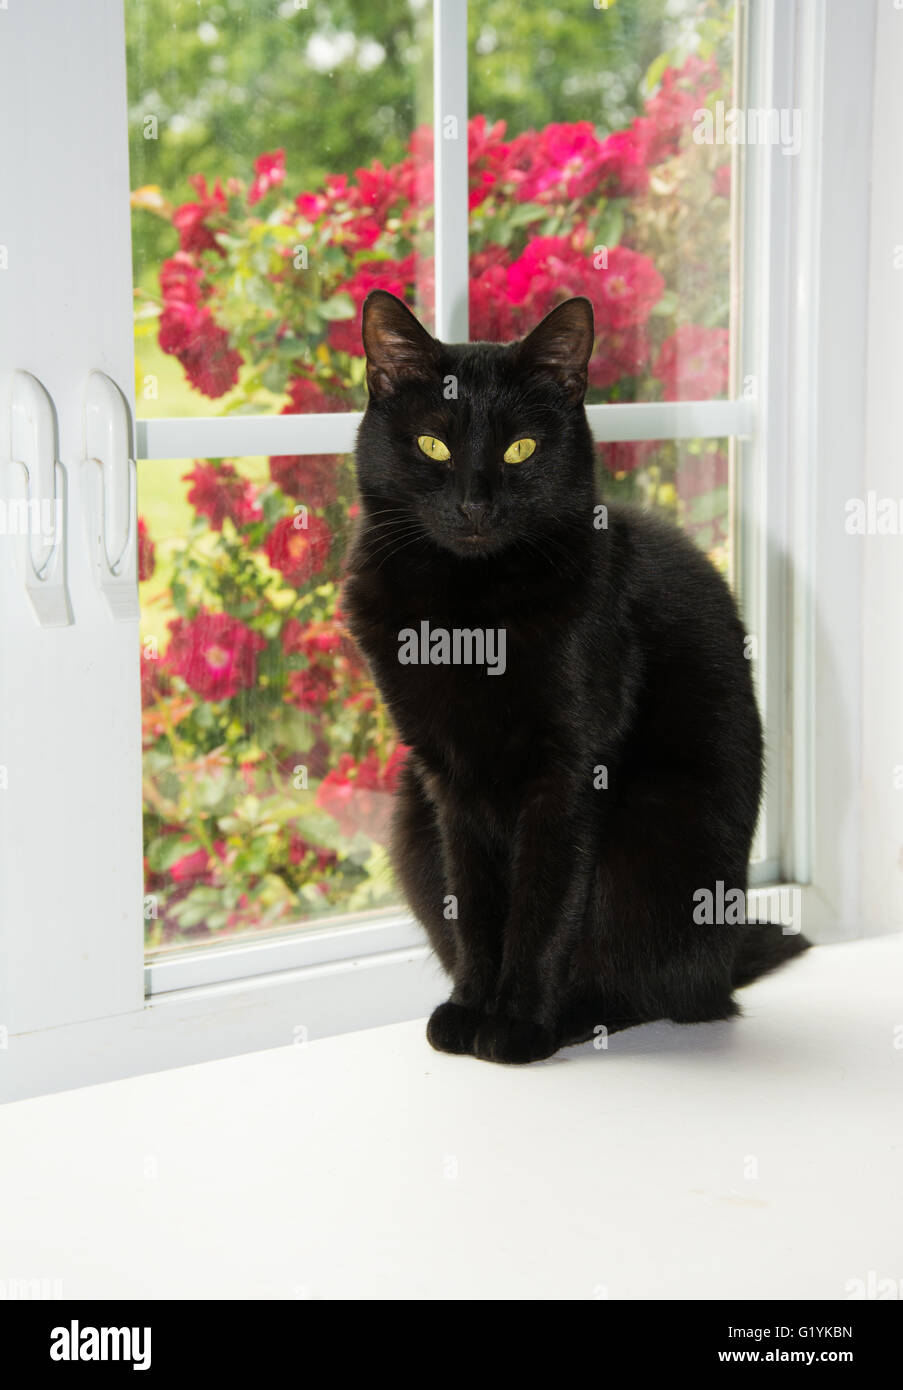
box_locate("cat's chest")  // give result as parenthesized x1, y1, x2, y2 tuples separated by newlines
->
(364, 608, 553, 755)
(344, 558, 595, 769)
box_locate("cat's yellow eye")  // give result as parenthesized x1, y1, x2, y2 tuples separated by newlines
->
(417, 435, 451, 462)
(503, 438, 537, 464)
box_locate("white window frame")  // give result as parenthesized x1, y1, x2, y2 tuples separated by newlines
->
(0, 0, 882, 1100)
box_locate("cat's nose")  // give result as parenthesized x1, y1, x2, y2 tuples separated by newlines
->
(458, 501, 491, 533)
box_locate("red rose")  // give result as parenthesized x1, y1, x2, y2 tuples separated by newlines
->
(642, 56, 721, 164)
(158, 255, 243, 399)
(137, 516, 155, 582)
(585, 245, 664, 332)
(288, 832, 337, 875)
(169, 839, 228, 886)
(396, 151, 434, 221)
(281, 616, 365, 702)
(268, 454, 337, 507)
(140, 653, 165, 706)
(316, 754, 357, 836)
(287, 665, 334, 710)
(282, 618, 343, 659)
(713, 163, 731, 199)
(169, 846, 210, 884)
(588, 324, 650, 390)
(158, 254, 207, 355)
(594, 124, 650, 197)
(159, 252, 205, 306)
(653, 325, 729, 401)
(296, 173, 350, 222)
(596, 440, 658, 475)
(468, 113, 508, 169)
(351, 159, 402, 223)
(411, 256, 436, 329)
(470, 250, 522, 343)
(264, 514, 332, 586)
(514, 122, 608, 203)
(172, 174, 226, 256)
(468, 114, 509, 209)
(172, 205, 219, 257)
(677, 449, 729, 500)
(158, 296, 206, 357)
(184, 460, 261, 531)
(166, 610, 265, 701)
(469, 168, 497, 210)
(282, 373, 347, 415)
(382, 744, 409, 792)
(466, 113, 511, 202)
(316, 746, 408, 842)
(507, 235, 590, 310)
(248, 149, 285, 206)
(179, 317, 243, 398)
(326, 263, 413, 356)
(341, 213, 383, 253)
(393, 125, 435, 217)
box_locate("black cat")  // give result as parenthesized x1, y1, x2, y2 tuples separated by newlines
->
(345, 289, 808, 1064)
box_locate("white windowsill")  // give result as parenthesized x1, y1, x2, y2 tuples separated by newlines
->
(0, 885, 835, 1103)
(1, 932, 900, 1299)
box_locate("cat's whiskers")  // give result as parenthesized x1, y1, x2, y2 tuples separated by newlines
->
(373, 538, 429, 573)
(328, 506, 414, 542)
(364, 521, 430, 568)
(365, 534, 426, 568)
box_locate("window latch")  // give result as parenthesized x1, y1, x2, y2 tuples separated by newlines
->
(8, 370, 73, 627)
(83, 371, 139, 621)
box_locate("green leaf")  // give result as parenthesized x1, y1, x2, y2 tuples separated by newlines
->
(147, 834, 199, 873)
(643, 50, 672, 97)
(684, 485, 729, 527)
(262, 362, 288, 394)
(594, 201, 625, 253)
(503, 203, 546, 231)
(650, 291, 678, 318)
(318, 292, 356, 322)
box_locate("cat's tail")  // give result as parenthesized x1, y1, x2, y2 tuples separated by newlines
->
(732, 922, 811, 989)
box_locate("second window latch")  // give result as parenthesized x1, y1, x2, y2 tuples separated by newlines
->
(83, 371, 139, 622)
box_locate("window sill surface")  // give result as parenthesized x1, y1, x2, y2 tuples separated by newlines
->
(1, 934, 900, 1300)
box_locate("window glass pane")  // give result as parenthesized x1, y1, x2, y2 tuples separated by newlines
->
(126, 0, 433, 418)
(133, 0, 741, 955)
(468, 0, 735, 403)
(598, 436, 731, 578)
(140, 452, 404, 952)
(140, 433, 731, 952)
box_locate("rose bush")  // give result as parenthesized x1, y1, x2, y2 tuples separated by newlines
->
(137, 49, 733, 947)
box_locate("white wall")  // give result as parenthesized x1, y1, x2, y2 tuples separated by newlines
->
(861, 0, 903, 935)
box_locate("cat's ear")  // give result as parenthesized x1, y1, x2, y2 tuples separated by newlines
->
(514, 297, 595, 402)
(361, 290, 439, 399)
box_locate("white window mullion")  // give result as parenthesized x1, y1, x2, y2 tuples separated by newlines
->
(136, 412, 363, 462)
(587, 400, 751, 443)
(137, 400, 752, 463)
(785, 0, 825, 889)
(735, 0, 791, 885)
(433, 0, 470, 341)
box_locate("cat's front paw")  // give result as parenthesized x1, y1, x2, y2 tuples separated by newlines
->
(473, 1016, 559, 1065)
(427, 1001, 482, 1056)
